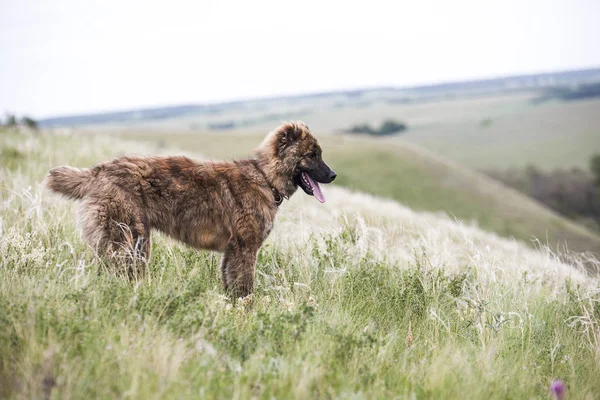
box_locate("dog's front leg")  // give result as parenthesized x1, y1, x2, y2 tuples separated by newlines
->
(221, 239, 259, 299)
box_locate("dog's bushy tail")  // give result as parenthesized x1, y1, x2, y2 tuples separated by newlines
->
(46, 166, 93, 200)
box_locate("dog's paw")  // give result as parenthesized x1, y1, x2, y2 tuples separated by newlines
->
(238, 293, 254, 310)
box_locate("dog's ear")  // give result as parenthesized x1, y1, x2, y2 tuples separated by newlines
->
(256, 121, 308, 158)
(277, 122, 303, 148)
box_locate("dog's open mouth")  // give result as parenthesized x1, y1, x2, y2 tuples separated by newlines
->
(299, 172, 326, 203)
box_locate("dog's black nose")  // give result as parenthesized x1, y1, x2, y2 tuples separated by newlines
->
(329, 170, 337, 181)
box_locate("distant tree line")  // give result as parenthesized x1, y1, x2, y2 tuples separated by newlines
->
(485, 154, 600, 231)
(535, 82, 600, 103)
(1, 113, 38, 130)
(345, 120, 407, 136)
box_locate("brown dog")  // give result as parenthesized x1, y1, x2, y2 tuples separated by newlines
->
(46, 122, 336, 297)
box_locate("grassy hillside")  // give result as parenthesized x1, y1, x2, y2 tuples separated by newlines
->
(1, 130, 599, 398)
(124, 131, 600, 257)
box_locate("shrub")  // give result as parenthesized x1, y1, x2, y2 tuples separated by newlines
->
(485, 158, 600, 230)
(591, 154, 600, 186)
(21, 116, 38, 130)
(378, 120, 407, 135)
(208, 121, 235, 130)
(5, 114, 16, 127)
(345, 119, 407, 136)
(347, 124, 375, 135)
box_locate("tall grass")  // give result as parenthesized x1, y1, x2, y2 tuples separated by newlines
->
(1, 130, 599, 399)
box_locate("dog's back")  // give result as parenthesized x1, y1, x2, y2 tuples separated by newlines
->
(44, 154, 276, 278)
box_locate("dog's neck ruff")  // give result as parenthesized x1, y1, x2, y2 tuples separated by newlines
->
(251, 159, 284, 208)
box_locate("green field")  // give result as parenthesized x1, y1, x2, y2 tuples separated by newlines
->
(399, 96, 600, 170)
(1, 130, 599, 399)
(123, 130, 600, 257)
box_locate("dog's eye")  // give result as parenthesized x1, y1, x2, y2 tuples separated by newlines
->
(304, 150, 319, 160)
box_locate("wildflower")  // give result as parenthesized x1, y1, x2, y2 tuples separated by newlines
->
(549, 380, 565, 400)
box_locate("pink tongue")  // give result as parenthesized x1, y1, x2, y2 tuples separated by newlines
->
(304, 173, 326, 203)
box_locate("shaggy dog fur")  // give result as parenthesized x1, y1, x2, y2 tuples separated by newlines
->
(45, 122, 336, 297)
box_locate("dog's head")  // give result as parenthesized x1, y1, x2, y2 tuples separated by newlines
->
(257, 122, 336, 203)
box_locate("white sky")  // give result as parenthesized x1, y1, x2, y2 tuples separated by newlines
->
(1, 0, 599, 118)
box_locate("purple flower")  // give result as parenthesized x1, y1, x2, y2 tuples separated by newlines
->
(549, 380, 565, 400)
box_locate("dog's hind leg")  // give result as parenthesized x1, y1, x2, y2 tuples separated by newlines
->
(128, 224, 151, 281)
(78, 195, 151, 280)
(221, 238, 259, 299)
(134, 230, 151, 266)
